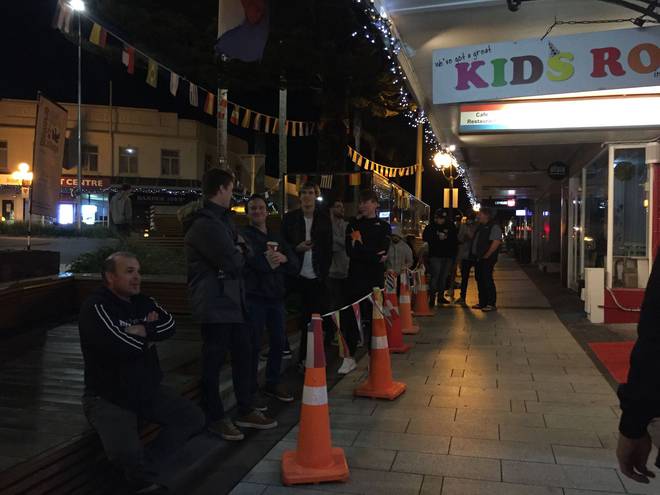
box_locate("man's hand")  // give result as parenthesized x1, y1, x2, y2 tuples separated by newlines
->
(377, 250, 387, 263)
(125, 325, 147, 338)
(296, 240, 313, 253)
(146, 311, 158, 322)
(617, 433, 655, 483)
(271, 251, 288, 264)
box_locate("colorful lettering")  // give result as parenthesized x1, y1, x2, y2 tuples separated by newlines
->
(510, 55, 543, 85)
(628, 43, 660, 74)
(490, 58, 508, 87)
(547, 52, 575, 81)
(591, 47, 626, 77)
(455, 61, 488, 90)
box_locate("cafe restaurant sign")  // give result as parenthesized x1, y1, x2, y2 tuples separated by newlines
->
(433, 26, 660, 104)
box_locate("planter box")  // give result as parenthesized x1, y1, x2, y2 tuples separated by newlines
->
(0, 250, 60, 283)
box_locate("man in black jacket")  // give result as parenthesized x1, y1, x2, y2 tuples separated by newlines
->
(183, 169, 276, 442)
(423, 209, 458, 306)
(617, 253, 660, 484)
(242, 194, 299, 403)
(470, 208, 502, 312)
(281, 181, 333, 367)
(79, 252, 204, 494)
(345, 189, 391, 368)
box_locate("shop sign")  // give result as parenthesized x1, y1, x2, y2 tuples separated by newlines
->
(133, 192, 198, 205)
(433, 26, 660, 104)
(60, 175, 111, 188)
(547, 161, 568, 181)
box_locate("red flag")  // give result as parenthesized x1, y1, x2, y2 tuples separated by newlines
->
(89, 23, 107, 48)
(230, 105, 240, 125)
(204, 92, 215, 115)
(122, 45, 135, 74)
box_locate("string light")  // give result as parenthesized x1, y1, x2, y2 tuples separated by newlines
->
(351, 0, 478, 208)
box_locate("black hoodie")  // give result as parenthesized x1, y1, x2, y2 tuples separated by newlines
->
(78, 287, 175, 409)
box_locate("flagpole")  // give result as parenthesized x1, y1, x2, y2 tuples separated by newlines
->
(76, 9, 83, 231)
(278, 79, 287, 216)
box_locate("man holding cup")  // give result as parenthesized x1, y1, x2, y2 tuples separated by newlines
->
(242, 194, 300, 402)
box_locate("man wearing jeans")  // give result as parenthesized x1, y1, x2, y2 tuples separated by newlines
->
(183, 169, 277, 442)
(79, 252, 204, 494)
(242, 194, 299, 403)
(422, 209, 458, 307)
(470, 208, 502, 312)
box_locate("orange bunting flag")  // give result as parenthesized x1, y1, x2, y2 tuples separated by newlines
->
(218, 92, 228, 119)
(348, 172, 361, 186)
(271, 118, 279, 134)
(331, 312, 349, 358)
(241, 109, 251, 128)
(204, 92, 215, 115)
(89, 23, 108, 48)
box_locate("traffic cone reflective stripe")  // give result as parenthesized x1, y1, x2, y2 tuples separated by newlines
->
(412, 271, 435, 317)
(282, 315, 349, 485)
(400, 271, 419, 334)
(384, 270, 412, 353)
(355, 288, 407, 400)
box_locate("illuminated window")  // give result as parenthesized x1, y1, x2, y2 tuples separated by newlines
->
(119, 147, 138, 174)
(58, 204, 74, 225)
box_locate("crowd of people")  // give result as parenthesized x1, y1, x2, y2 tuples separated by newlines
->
(77, 169, 506, 493)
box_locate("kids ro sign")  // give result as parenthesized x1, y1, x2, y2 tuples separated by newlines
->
(433, 26, 660, 104)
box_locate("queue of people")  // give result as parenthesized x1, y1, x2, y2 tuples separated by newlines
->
(77, 168, 506, 493)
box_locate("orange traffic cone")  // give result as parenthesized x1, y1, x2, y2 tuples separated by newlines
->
(282, 314, 349, 486)
(355, 288, 407, 400)
(399, 271, 419, 335)
(412, 269, 435, 317)
(384, 271, 412, 353)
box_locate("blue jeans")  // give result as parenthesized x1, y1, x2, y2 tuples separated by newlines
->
(429, 257, 453, 300)
(247, 296, 286, 390)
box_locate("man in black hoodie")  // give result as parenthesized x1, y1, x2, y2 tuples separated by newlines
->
(617, 253, 660, 484)
(423, 209, 458, 306)
(242, 194, 299, 403)
(79, 252, 204, 494)
(183, 168, 277, 442)
(345, 189, 391, 365)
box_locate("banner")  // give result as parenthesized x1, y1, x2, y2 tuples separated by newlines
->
(433, 26, 660, 104)
(31, 95, 68, 217)
(347, 145, 417, 177)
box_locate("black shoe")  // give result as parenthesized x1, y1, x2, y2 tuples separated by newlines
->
(438, 297, 450, 305)
(428, 295, 436, 309)
(265, 383, 294, 402)
(481, 305, 497, 312)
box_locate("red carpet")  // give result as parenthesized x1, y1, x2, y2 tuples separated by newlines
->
(588, 341, 635, 383)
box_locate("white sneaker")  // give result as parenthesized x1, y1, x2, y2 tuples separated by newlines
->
(337, 357, 357, 375)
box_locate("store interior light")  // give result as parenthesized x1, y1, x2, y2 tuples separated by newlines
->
(68, 0, 85, 12)
(507, 198, 516, 207)
(125, 148, 135, 154)
(508, 190, 516, 196)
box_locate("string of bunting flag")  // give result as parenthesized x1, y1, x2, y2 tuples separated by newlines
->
(347, 145, 418, 179)
(53, 0, 316, 137)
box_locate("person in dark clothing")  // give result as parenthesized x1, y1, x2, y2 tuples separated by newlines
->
(79, 252, 204, 494)
(470, 208, 502, 312)
(455, 213, 478, 306)
(422, 209, 458, 306)
(617, 253, 660, 484)
(242, 194, 299, 403)
(182, 168, 276, 442)
(345, 190, 391, 363)
(280, 182, 333, 367)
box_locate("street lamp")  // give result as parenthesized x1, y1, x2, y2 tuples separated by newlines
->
(69, 0, 85, 231)
(432, 150, 458, 217)
(12, 162, 34, 249)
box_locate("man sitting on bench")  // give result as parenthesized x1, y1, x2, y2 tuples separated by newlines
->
(78, 252, 205, 494)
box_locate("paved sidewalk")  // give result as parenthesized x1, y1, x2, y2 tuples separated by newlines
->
(232, 257, 659, 495)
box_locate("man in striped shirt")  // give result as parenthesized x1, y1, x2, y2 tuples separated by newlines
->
(78, 252, 204, 494)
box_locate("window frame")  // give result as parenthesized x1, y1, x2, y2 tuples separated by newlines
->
(160, 149, 180, 176)
(118, 146, 139, 175)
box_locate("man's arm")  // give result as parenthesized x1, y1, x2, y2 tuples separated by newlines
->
(81, 302, 147, 358)
(483, 240, 502, 259)
(185, 217, 245, 274)
(143, 297, 176, 341)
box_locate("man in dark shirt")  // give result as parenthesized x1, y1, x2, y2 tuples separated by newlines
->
(422, 209, 458, 306)
(470, 208, 502, 312)
(79, 252, 204, 494)
(345, 189, 391, 368)
(617, 253, 660, 484)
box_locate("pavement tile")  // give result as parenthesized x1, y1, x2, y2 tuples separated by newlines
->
(459, 386, 538, 401)
(543, 413, 619, 432)
(429, 396, 513, 412)
(449, 437, 555, 463)
(314, 467, 424, 495)
(552, 445, 618, 468)
(617, 473, 660, 494)
(407, 418, 499, 440)
(419, 475, 443, 495)
(370, 405, 457, 421)
(229, 482, 268, 494)
(441, 477, 563, 495)
(328, 414, 410, 432)
(498, 424, 603, 447)
(264, 487, 353, 495)
(354, 430, 450, 454)
(525, 402, 619, 417)
(456, 409, 546, 428)
(392, 451, 501, 481)
(501, 460, 624, 492)
(537, 391, 618, 405)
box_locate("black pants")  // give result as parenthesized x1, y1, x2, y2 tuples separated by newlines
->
(83, 386, 204, 490)
(347, 267, 385, 354)
(200, 323, 253, 420)
(328, 277, 360, 357)
(294, 277, 327, 364)
(459, 259, 474, 299)
(475, 258, 497, 307)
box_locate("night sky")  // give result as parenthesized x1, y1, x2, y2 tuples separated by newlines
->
(1, 0, 464, 214)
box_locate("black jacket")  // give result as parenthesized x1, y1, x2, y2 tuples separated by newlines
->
(78, 287, 176, 409)
(618, 254, 660, 438)
(423, 222, 458, 258)
(281, 208, 333, 280)
(346, 216, 391, 289)
(241, 225, 300, 301)
(182, 200, 247, 323)
(472, 222, 502, 261)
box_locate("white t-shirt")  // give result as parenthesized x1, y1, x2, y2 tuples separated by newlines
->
(300, 216, 316, 279)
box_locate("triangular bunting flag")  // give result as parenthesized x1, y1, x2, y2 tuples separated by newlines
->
(357, 155, 363, 166)
(204, 92, 215, 115)
(146, 58, 158, 88)
(241, 109, 252, 128)
(253, 113, 262, 131)
(230, 105, 240, 125)
(264, 116, 272, 132)
(89, 23, 107, 48)
(271, 118, 279, 134)
(332, 311, 349, 358)
(189, 82, 199, 107)
(298, 122, 304, 136)
(285, 121, 290, 135)
(169, 72, 180, 96)
(218, 92, 228, 119)
(290, 121, 297, 137)
(122, 45, 135, 74)
(53, 0, 73, 34)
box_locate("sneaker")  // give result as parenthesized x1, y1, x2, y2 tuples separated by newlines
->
(455, 297, 467, 306)
(471, 304, 483, 309)
(481, 305, 497, 312)
(282, 349, 292, 360)
(438, 297, 450, 305)
(208, 418, 244, 441)
(265, 383, 294, 402)
(252, 392, 270, 412)
(337, 357, 357, 375)
(235, 409, 278, 430)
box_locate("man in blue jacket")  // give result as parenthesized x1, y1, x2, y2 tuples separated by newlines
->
(79, 252, 204, 494)
(242, 194, 300, 403)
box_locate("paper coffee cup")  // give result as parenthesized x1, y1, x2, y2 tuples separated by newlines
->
(266, 241, 279, 252)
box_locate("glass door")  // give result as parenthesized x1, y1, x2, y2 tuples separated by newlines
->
(567, 177, 582, 291)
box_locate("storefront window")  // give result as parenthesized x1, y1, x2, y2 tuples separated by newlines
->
(612, 147, 649, 288)
(583, 154, 607, 270)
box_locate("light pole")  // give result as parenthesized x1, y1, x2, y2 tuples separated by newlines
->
(70, 0, 85, 230)
(433, 149, 458, 218)
(12, 162, 34, 249)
